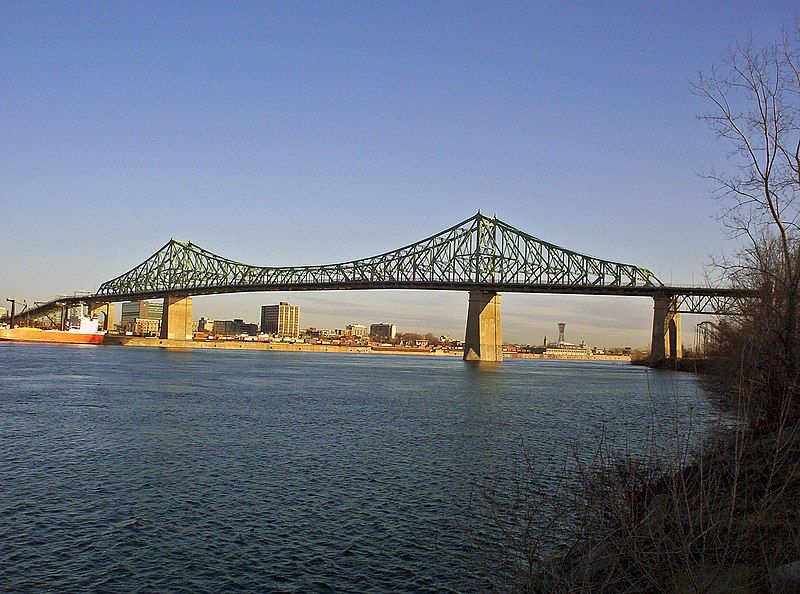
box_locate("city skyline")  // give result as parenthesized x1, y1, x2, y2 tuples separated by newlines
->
(2, 2, 794, 345)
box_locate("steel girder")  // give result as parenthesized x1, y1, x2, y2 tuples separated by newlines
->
(94, 213, 662, 299)
(674, 293, 758, 315)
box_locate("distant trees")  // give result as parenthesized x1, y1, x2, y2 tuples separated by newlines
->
(424, 332, 440, 345)
(394, 331, 442, 346)
(694, 23, 800, 428)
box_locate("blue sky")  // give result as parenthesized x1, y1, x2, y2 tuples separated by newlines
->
(1, 2, 796, 345)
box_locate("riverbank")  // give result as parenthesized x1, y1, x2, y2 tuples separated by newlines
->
(540, 424, 800, 592)
(104, 335, 457, 356)
(631, 357, 716, 373)
(102, 335, 631, 361)
(506, 352, 630, 362)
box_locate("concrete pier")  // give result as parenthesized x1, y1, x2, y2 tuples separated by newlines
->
(89, 302, 116, 331)
(463, 290, 503, 362)
(160, 296, 193, 340)
(650, 295, 682, 365)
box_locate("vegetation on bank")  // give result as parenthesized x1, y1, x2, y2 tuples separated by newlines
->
(475, 25, 800, 592)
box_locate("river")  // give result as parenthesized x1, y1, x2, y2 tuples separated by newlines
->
(0, 344, 720, 592)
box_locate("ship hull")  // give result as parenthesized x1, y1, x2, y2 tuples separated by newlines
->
(0, 328, 105, 345)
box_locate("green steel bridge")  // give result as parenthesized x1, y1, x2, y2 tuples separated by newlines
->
(3, 212, 757, 362)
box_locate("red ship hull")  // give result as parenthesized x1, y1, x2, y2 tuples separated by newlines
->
(0, 328, 105, 345)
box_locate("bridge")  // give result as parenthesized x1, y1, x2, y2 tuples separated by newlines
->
(3, 212, 757, 364)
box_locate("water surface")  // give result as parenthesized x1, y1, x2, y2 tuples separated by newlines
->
(0, 344, 718, 592)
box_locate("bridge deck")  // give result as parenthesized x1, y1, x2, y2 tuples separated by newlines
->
(2, 283, 757, 324)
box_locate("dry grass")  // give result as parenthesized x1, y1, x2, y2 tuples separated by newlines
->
(471, 423, 799, 593)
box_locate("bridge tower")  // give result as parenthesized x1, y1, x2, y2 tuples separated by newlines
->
(160, 296, 193, 340)
(650, 295, 682, 364)
(463, 291, 503, 362)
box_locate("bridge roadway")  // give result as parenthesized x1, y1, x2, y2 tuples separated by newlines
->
(2, 212, 759, 364)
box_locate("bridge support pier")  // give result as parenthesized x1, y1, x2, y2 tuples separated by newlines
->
(160, 296, 193, 340)
(463, 291, 503, 362)
(650, 295, 682, 366)
(89, 302, 116, 331)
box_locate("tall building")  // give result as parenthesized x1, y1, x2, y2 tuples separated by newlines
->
(369, 323, 397, 341)
(261, 302, 300, 338)
(121, 300, 164, 332)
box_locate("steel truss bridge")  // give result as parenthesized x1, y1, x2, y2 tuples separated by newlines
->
(3, 212, 757, 362)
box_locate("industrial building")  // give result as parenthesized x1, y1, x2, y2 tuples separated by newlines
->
(213, 319, 259, 336)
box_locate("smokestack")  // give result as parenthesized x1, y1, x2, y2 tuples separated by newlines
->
(557, 322, 566, 343)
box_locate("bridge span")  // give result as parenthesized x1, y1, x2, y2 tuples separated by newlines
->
(3, 212, 756, 364)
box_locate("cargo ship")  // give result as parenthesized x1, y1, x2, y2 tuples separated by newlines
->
(0, 316, 106, 345)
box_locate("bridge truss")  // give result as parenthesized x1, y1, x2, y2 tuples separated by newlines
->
(95, 212, 663, 300)
(2, 212, 758, 325)
(674, 292, 755, 315)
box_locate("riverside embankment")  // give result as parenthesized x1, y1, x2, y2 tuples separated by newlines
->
(102, 335, 631, 361)
(104, 335, 454, 355)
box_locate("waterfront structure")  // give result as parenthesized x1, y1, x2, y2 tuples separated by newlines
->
(121, 300, 163, 333)
(213, 319, 259, 336)
(369, 323, 397, 341)
(464, 291, 502, 361)
(261, 302, 299, 338)
(10, 213, 756, 365)
(160, 296, 192, 340)
(197, 318, 214, 332)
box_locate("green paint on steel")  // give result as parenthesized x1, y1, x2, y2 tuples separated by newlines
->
(94, 212, 663, 298)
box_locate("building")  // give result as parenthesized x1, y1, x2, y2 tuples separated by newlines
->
(260, 302, 299, 338)
(347, 324, 369, 337)
(213, 320, 236, 336)
(197, 318, 214, 332)
(212, 319, 259, 336)
(134, 318, 161, 336)
(369, 323, 397, 341)
(121, 300, 164, 332)
(235, 320, 259, 335)
(0, 307, 6, 319)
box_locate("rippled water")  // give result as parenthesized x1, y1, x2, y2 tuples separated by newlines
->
(0, 344, 719, 592)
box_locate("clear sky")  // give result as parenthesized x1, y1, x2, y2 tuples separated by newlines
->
(1, 2, 796, 346)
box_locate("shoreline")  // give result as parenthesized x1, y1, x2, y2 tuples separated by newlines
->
(101, 335, 631, 361)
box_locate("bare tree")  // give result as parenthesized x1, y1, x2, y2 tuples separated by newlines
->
(694, 24, 800, 421)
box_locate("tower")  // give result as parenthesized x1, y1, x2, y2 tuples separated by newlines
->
(557, 323, 566, 344)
